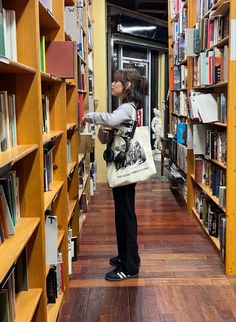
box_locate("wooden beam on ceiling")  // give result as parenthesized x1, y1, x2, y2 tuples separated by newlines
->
(137, 9, 167, 13)
(135, 0, 140, 10)
(139, 0, 167, 3)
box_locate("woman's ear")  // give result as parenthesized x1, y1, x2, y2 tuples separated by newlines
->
(125, 81, 131, 89)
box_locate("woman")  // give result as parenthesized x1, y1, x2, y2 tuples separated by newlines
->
(82, 68, 149, 281)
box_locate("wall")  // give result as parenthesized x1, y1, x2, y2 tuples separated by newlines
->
(93, 0, 107, 182)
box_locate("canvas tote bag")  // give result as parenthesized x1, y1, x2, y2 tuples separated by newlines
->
(106, 123, 157, 188)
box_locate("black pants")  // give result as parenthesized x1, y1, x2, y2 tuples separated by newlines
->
(112, 183, 140, 275)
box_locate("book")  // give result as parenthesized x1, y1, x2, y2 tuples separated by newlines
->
(45, 211, 58, 265)
(46, 41, 75, 78)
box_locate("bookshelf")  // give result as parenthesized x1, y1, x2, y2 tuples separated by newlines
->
(0, 0, 95, 321)
(168, 0, 236, 274)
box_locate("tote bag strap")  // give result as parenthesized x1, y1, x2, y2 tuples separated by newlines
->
(129, 102, 138, 139)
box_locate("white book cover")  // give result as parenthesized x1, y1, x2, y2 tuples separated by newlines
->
(45, 214, 58, 265)
(65, 6, 77, 41)
(8, 10, 17, 61)
(193, 124, 206, 155)
(194, 93, 218, 123)
(0, 91, 10, 150)
(185, 28, 196, 57)
(187, 123, 193, 149)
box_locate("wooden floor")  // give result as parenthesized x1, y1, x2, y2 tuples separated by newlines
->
(59, 181, 236, 322)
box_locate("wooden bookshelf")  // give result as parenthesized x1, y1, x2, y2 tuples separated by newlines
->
(191, 207, 220, 250)
(15, 289, 42, 322)
(0, 218, 40, 283)
(47, 292, 64, 322)
(168, 0, 235, 274)
(0, 1, 96, 320)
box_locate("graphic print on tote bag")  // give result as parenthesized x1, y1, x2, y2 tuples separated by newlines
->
(114, 140, 146, 171)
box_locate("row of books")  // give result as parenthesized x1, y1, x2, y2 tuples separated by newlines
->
(187, 92, 227, 124)
(0, 92, 17, 152)
(197, 0, 223, 20)
(173, 91, 188, 117)
(46, 252, 64, 304)
(42, 93, 50, 134)
(170, 0, 186, 19)
(0, 248, 28, 321)
(0, 4, 17, 61)
(176, 143, 187, 173)
(194, 157, 226, 200)
(171, 65, 188, 90)
(77, 57, 85, 91)
(43, 142, 54, 192)
(206, 129, 226, 165)
(193, 45, 228, 86)
(173, 35, 186, 65)
(194, 13, 229, 54)
(195, 190, 226, 260)
(0, 171, 20, 243)
(171, 6, 187, 43)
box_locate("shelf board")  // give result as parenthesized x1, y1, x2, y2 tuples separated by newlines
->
(191, 207, 220, 251)
(172, 112, 188, 118)
(65, 32, 72, 41)
(78, 89, 87, 94)
(209, 0, 229, 18)
(0, 145, 38, 169)
(78, 153, 85, 163)
(65, 79, 76, 87)
(65, 0, 75, 5)
(43, 131, 63, 145)
(202, 0, 228, 18)
(190, 174, 226, 212)
(171, 11, 179, 23)
(15, 289, 42, 322)
(44, 181, 64, 211)
(57, 230, 65, 249)
(208, 158, 226, 169)
(67, 161, 77, 176)
(193, 81, 228, 90)
(68, 199, 77, 223)
(39, 1, 60, 30)
(0, 218, 40, 283)
(209, 36, 229, 50)
(0, 58, 36, 74)
(41, 72, 62, 83)
(171, 88, 187, 92)
(212, 122, 227, 127)
(67, 123, 76, 131)
(47, 292, 64, 322)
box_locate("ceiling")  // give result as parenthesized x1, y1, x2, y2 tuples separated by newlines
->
(107, 0, 168, 21)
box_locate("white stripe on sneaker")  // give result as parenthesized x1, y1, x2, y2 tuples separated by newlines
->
(117, 272, 127, 279)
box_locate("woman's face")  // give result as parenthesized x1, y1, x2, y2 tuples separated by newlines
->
(112, 80, 124, 97)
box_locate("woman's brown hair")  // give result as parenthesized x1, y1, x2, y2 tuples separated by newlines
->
(113, 68, 149, 109)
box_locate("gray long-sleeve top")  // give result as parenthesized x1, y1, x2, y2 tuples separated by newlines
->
(83, 102, 136, 144)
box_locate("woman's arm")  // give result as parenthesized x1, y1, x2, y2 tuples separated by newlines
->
(82, 103, 135, 128)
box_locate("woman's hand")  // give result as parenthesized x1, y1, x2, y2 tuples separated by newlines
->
(81, 117, 87, 128)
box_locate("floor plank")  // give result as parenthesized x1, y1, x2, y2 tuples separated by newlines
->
(59, 181, 236, 322)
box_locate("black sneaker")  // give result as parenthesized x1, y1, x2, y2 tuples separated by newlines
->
(109, 256, 141, 266)
(105, 268, 139, 281)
